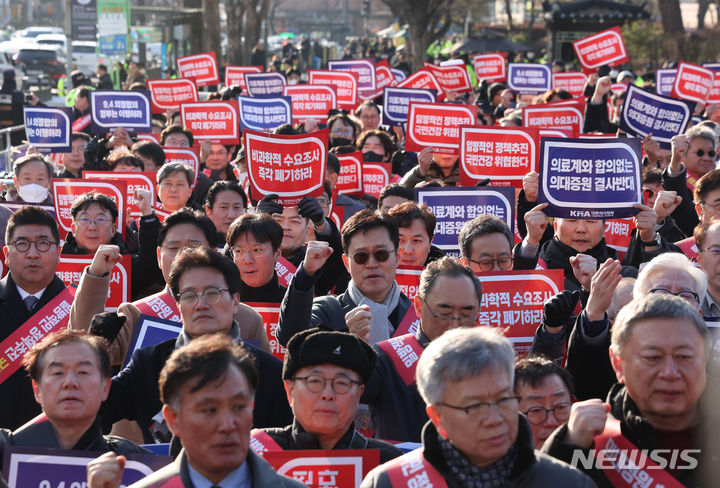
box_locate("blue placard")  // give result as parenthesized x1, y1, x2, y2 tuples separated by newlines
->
(123, 314, 182, 368)
(538, 137, 642, 219)
(619, 84, 694, 150)
(655, 69, 676, 96)
(415, 186, 516, 255)
(507, 63, 551, 93)
(23, 106, 73, 152)
(244, 72, 286, 97)
(89, 90, 152, 134)
(238, 95, 292, 131)
(328, 59, 377, 91)
(4, 447, 171, 488)
(391, 69, 407, 82)
(382, 87, 437, 126)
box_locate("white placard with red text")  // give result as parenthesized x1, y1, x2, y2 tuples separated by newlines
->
(473, 52, 506, 82)
(405, 102, 478, 155)
(57, 255, 131, 310)
(146, 79, 198, 113)
(176, 52, 220, 86)
(572, 26, 629, 73)
(523, 100, 584, 133)
(180, 101, 240, 144)
(308, 70, 359, 111)
(82, 171, 156, 217)
(670, 61, 714, 104)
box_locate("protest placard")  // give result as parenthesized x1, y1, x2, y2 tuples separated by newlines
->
(329, 58, 377, 91)
(460, 126, 538, 187)
(397, 67, 444, 100)
(671, 61, 714, 103)
(507, 63, 551, 93)
(703, 63, 720, 104)
(244, 72, 286, 97)
(263, 449, 380, 488)
(552, 72, 588, 97)
(123, 315, 182, 367)
(245, 128, 327, 206)
(238, 95, 292, 132)
(538, 128, 575, 138)
(405, 101, 478, 155)
(538, 137, 642, 219)
(373, 60, 397, 92)
(225, 65, 263, 90)
(655, 69, 677, 96)
(162, 146, 199, 187)
(395, 266, 423, 301)
(176, 51, 219, 86)
(308, 70, 359, 110)
(424, 62, 473, 94)
(523, 100, 584, 133)
(619, 84, 694, 149)
(180, 100, 240, 144)
(57, 255, 130, 310)
(381, 87, 436, 126)
(362, 162, 391, 199)
(275, 257, 297, 289)
(336, 152, 363, 195)
(572, 26, 629, 73)
(391, 69, 407, 82)
(244, 303, 284, 360)
(146, 78, 198, 113)
(604, 217, 635, 260)
(23, 106, 73, 152)
(472, 52, 506, 82)
(416, 186, 515, 256)
(90, 90, 152, 134)
(52, 179, 126, 239)
(82, 171, 156, 217)
(283, 85, 337, 124)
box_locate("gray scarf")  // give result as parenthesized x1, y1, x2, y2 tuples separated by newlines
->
(346, 280, 401, 344)
(174, 322, 242, 349)
(439, 433, 517, 488)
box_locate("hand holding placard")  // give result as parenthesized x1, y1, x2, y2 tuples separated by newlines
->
(86, 451, 126, 488)
(570, 253, 597, 291)
(257, 194, 284, 215)
(585, 258, 622, 322)
(345, 304, 372, 342)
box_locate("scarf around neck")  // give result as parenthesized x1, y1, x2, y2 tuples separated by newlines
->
(346, 279, 401, 344)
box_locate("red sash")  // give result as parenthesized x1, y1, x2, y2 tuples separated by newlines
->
(275, 257, 297, 288)
(676, 237, 698, 262)
(384, 448, 447, 488)
(134, 289, 181, 323)
(593, 417, 685, 488)
(72, 113, 91, 132)
(0, 286, 75, 384)
(392, 306, 420, 338)
(377, 333, 423, 386)
(249, 428, 284, 455)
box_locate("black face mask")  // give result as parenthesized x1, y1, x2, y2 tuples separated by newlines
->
(362, 151, 385, 162)
(330, 137, 353, 148)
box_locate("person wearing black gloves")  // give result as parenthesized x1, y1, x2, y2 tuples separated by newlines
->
(531, 289, 582, 361)
(257, 193, 347, 296)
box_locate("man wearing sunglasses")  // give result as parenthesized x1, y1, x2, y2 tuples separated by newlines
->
(277, 210, 412, 347)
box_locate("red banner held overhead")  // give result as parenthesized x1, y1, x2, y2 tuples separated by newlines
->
(146, 79, 198, 113)
(460, 126, 539, 187)
(336, 152, 364, 195)
(82, 171, 156, 217)
(245, 128, 328, 206)
(57, 255, 131, 310)
(405, 101, 478, 155)
(282, 85, 337, 124)
(364, 59, 397, 100)
(176, 52, 220, 86)
(180, 101, 240, 144)
(572, 26, 629, 73)
(523, 100, 584, 133)
(52, 179, 127, 240)
(397, 68, 444, 101)
(225, 65, 263, 91)
(362, 162, 391, 199)
(604, 217, 635, 261)
(308, 70, 359, 111)
(670, 61, 714, 104)
(473, 52, 507, 82)
(552, 72, 588, 97)
(424, 62, 473, 94)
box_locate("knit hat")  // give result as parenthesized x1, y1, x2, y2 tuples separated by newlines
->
(282, 328, 377, 384)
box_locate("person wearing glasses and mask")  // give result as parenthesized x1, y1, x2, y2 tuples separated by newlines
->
(252, 328, 401, 462)
(277, 210, 412, 347)
(361, 327, 595, 487)
(328, 113, 360, 148)
(98, 247, 291, 445)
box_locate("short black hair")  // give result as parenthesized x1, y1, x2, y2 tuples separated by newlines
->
(6, 205, 59, 244)
(388, 201, 436, 240)
(341, 209, 399, 254)
(70, 191, 119, 222)
(23, 329, 111, 382)
(168, 246, 242, 298)
(326, 153, 341, 175)
(514, 356, 575, 396)
(206, 180, 247, 210)
(458, 215, 513, 259)
(160, 125, 194, 146)
(107, 152, 144, 171)
(227, 213, 283, 252)
(378, 184, 414, 210)
(132, 140, 166, 168)
(695, 169, 720, 204)
(158, 208, 217, 247)
(13, 154, 54, 181)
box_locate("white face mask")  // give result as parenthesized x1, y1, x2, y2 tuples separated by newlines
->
(17, 183, 49, 203)
(288, 79, 299, 85)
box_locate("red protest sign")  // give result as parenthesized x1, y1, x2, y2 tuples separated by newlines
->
(162, 147, 199, 188)
(395, 266, 423, 301)
(397, 68, 444, 101)
(308, 70, 359, 110)
(473, 52, 507, 82)
(136, 132, 160, 144)
(478, 270, 564, 356)
(146, 79, 198, 113)
(460, 126, 538, 187)
(523, 100, 584, 133)
(82, 171, 156, 217)
(245, 128, 328, 206)
(176, 52, 220, 86)
(180, 100, 239, 144)
(275, 257, 297, 288)
(538, 128, 576, 139)
(605, 217, 635, 261)
(336, 152, 363, 195)
(362, 162, 391, 198)
(552, 72, 588, 97)
(282, 85, 337, 124)
(405, 101, 478, 155)
(225, 65, 263, 91)
(671, 61, 714, 104)
(264, 449, 380, 487)
(359, 60, 398, 100)
(244, 303, 285, 360)
(424, 62, 473, 94)
(52, 179, 127, 240)
(572, 26, 629, 73)
(57, 255, 131, 310)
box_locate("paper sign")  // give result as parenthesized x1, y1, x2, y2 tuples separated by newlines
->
(381, 87, 436, 126)
(56, 255, 131, 310)
(552, 72, 588, 97)
(405, 101, 478, 155)
(478, 270, 564, 356)
(136, 132, 161, 144)
(225, 65, 263, 90)
(619, 84, 694, 150)
(23, 106, 73, 152)
(656, 69, 677, 96)
(605, 217, 635, 260)
(124, 314, 182, 368)
(329, 58, 377, 91)
(473, 52, 506, 82)
(374, 60, 397, 91)
(395, 266, 423, 301)
(244, 72, 286, 97)
(397, 68, 444, 101)
(460, 126, 538, 187)
(523, 100, 584, 133)
(181, 100, 240, 144)
(244, 303, 284, 360)
(245, 128, 327, 206)
(424, 62, 473, 94)
(336, 152, 363, 195)
(572, 26, 629, 73)
(362, 162, 391, 199)
(671, 61, 714, 103)
(283, 85, 337, 124)
(264, 449, 380, 488)
(416, 186, 515, 256)
(176, 51, 220, 86)
(90, 90, 152, 134)
(52, 179, 126, 240)
(275, 257, 297, 289)
(238, 95, 292, 132)
(163, 147, 200, 187)
(539, 128, 575, 139)
(308, 70, 359, 110)
(507, 63, 551, 93)
(82, 171, 156, 217)
(147, 78, 198, 113)
(391, 69, 407, 82)
(538, 137, 642, 219)
(703, 63, 720, 104)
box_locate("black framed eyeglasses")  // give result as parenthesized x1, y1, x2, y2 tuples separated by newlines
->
(293, 375, 362, 394)
(649, 287, 699, 303)
(10, 238, 57, 253)
(437, 396, 518, 417)
(523, 402, 571, 425)
(176, 287, 231, 307)
(469, 255, 513, 272)
(421, 297, 478, 326)
(346, 248, 395, 265)
(696, 149, 717, 158)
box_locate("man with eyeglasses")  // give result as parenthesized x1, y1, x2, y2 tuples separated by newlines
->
(252, 328, 401, 461)
(61, 191, 129, 256)
(361, 257, 482, 442)
(458, 214, 525, 274)
(277, 210, 412, 347)
(388, 201, 445, 267)
(98, 246, 291, 445)
(361, 327, 595, 487)
(355, 101, 382, 132)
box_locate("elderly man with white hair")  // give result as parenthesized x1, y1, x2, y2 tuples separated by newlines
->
(361, 327, 595, 487)
(542, 293, 711, 488)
